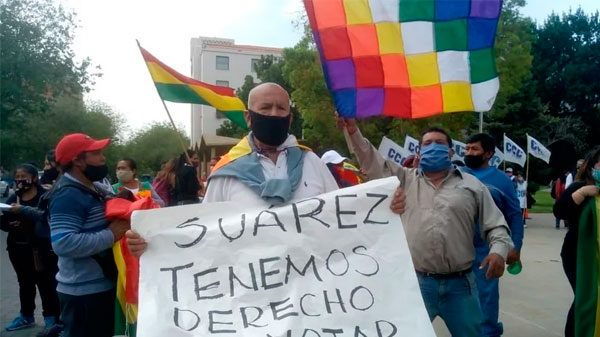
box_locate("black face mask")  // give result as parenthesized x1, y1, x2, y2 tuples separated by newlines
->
(464, 154, 485, 169)
(41, 167, 59, 183)
(249, 109, 291, 147)
(83, 164, 108, 182)
(15, 179, 33, 192)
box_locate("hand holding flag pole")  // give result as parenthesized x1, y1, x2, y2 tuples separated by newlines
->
(336, 111, 355, 155)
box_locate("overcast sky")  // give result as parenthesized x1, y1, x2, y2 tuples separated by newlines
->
(61, 0, 599, 138)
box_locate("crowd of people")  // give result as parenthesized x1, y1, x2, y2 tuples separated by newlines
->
(1, 82, 599, 337)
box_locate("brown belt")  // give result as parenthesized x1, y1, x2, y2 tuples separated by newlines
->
(415, 268, 472, 279)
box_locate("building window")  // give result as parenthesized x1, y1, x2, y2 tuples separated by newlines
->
(215, 80, 230, 119)
(216, 56, 229, 70)
(251, 58, 260, 73)
(216, 110, 227, 119)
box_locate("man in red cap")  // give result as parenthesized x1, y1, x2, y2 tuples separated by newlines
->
(49, 133, 129, 337)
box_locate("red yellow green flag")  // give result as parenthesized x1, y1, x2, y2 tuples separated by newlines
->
(106, 196, 160, 337)
(575, 196, 600, 337)
(211, 136, 312, 173)
(139, 44, 248, 129)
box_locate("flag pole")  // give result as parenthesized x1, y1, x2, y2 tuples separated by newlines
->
(343, 128, 355, 155)
(136, 40, 191, 165)
(335, 111, 355, 155)
(503, 133, 506, 172)
(479, 111, 483, 132)
(525, 134, 530, 183)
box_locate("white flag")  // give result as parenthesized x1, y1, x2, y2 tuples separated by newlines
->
(451, 139, 466, 163)
(489, 148, 504, 168)
(404, 135, 420, 155)
(527, 134, 551, 164)
(378, 136, 409, 166)
(503, 134, 526, 167)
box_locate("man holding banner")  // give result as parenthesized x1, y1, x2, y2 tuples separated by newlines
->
(462, 133, 524, 337)
(127, 83, 407, 253)
(339, 118, 513, 337)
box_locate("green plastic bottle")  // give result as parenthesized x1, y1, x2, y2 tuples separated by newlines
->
(507, 261, 522, 275)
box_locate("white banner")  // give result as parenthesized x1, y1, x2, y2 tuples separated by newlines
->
(133, 177, 436, 337)
(404, 135, 420, 155)
(527, 134, 551, 164)
(489, 148, 504, 168)
(378, 136, 409, 166)
(503, 135, 526, 167)
(451, 139, 466, 163)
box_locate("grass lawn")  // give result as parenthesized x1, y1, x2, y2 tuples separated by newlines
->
(530, 188, 554, 214)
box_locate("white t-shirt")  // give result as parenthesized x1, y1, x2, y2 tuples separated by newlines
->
(515, 180, 527, 209)
(565, 173, 573, 188)
(205, 136, 339, 208)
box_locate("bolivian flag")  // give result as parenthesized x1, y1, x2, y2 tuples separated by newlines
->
(106, 196, 161, 337)
(576, 196, 600, 337)
(139, 44, 248, 129)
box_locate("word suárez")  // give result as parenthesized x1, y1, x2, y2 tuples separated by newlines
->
(171, 193, 390, 249)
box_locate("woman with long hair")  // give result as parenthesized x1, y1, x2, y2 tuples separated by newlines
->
(1, 164, 61, 332)
(554, 146, 600, 337)
(152, 158, 177, 206)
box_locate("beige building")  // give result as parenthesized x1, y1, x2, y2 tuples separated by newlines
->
(189, 36, 283, 141)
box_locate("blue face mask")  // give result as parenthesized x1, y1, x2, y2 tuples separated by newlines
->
(593, 168, 600, 186)
(419, 143, 452, 172)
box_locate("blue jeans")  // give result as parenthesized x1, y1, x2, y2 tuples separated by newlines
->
(417, 271, 483, 337)
(473, 244, 503, 337)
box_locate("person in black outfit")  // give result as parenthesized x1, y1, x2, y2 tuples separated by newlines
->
(553, 147, 600, 337)
(1, 164, 61, 333)
(40, 150, 59, 187)
(173, 150, 201, 205)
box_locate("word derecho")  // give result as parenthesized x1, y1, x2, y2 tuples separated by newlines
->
(134, 177, 435, 337)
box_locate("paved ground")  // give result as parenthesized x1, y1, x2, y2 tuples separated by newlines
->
(433, 213, 571, 337)
(0, 209, 570, 336)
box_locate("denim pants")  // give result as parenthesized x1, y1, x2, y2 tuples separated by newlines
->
(417, 271, 483, 337)
(473, 244, 504, 337)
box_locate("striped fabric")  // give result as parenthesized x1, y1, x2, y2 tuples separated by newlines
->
(49, 175, 114, 296)
(105, 196, 161, 337)
(576, 196, 600, 337)
(211, 136, 312, 174)
(139, 44, 248, 129)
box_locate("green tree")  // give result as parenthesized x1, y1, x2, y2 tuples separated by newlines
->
(482, 0, 537, 134)
(122, 122, 189, 176)
(3, 96, 126, 170)
(0, 0, 98, 168)
(532, 8, 600, 150)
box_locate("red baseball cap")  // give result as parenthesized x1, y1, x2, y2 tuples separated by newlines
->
(55, 133, 111, 166)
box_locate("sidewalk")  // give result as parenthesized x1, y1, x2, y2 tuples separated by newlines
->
(1, 214, 571, 336)
(434, 213, 571, 336)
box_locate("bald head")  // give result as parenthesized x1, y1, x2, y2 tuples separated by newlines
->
(247, 83, 291, 117)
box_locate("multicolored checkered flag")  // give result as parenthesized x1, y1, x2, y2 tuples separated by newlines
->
(304, 0, 502, 119)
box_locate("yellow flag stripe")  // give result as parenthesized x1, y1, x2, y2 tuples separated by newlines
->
(188, 85, 246, 111)
(147, 62, 183, 85)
